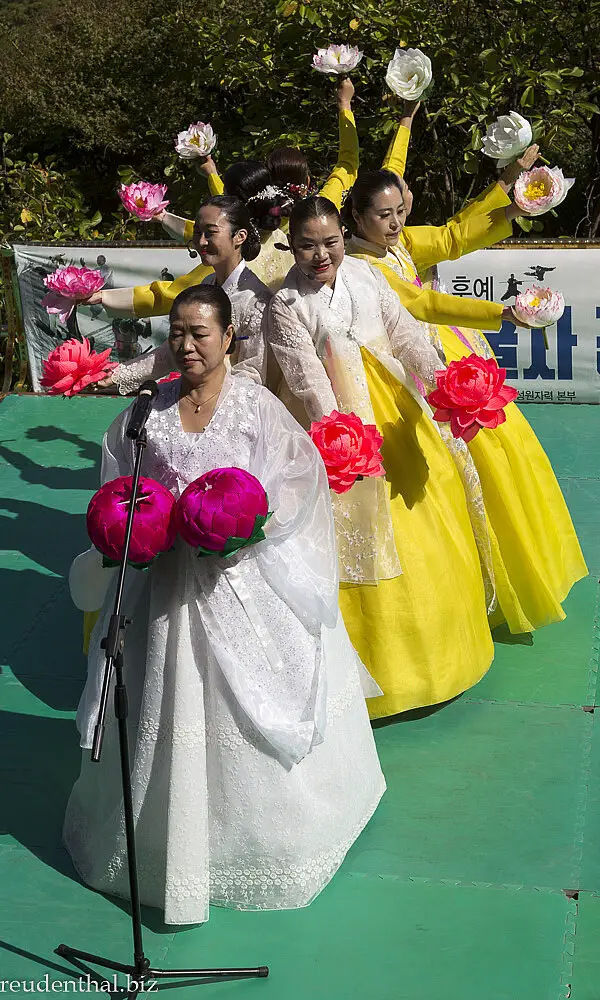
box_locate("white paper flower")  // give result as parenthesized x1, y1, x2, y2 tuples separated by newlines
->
(514, 166, 575, 216)
(385, 47, 432, 101)
(481, 112, 533, 168)
(312, 44, 363, 75)
(513, 286, 565, 327)
(175, 122, 217, 160)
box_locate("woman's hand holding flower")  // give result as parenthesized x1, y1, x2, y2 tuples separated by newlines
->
(499, 144, 540, 192)
(337, 77, 355, 110)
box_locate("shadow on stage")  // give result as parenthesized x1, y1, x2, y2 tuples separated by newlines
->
(0, 428, 101, 709)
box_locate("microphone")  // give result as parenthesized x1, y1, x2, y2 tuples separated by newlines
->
(126, 381, 159, 440)
(187, 247, 198, 258)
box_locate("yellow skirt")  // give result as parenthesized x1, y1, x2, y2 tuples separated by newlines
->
(83, 610, 99, 654)
(339, 352, 494, 720)
(438, 325, 588, 633)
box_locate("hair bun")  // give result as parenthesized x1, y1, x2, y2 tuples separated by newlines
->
(245, 185, 294, 232)
(241, 220, 262, 262)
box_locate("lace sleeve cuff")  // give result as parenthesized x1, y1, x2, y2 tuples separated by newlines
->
(110, 340, 174, 395)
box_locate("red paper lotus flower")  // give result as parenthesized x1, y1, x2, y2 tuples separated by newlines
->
(87, 476, 177, 567)
(309, 410, 385, 494)
(427, 354, 518, 443)
(158, 372, 181, 382)
(176, 467, 271, 557)
(40, 338, 118, 396)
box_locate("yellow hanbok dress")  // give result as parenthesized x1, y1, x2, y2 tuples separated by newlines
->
(346, 231, 587, 633)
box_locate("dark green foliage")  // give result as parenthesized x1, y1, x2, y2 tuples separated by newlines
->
(0, 0, 599, 244)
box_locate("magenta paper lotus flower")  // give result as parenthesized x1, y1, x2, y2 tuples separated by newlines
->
(118, 180, 169, 220)
(40, 338, 117, 396)
(513, 286, 565, 327)
(514, 166, 575, 216)
(312, 44, 363, 74)
(42, 265, 105, 324)
(175, 121, 217, 159)
(87, 476, 177, 567)
(309, 411, 385, 494)
(427, 354, 518, 443)
(176, 467, 271, 557)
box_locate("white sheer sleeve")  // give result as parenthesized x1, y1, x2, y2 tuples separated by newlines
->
(370, 263, 444, 391)
(231, 296, 267, 384)
(100, 407, 134, 480)
(249, 387, 339, 631)
(109, 341, 174, 395)
(160, 212, 188, 243)
(267, 296, 338, 421)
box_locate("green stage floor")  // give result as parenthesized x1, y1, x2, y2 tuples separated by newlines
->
(0, 395, 599, 1000)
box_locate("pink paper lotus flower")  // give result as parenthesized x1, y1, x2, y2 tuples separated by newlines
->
(118, 180, 169, 220)
(514, 166, 575, 216)
(42, 265, 105, 324)
(176, 467, 271, 557)
(87, 476, 177, 567)
(513, 286, 565, 327)
(40, 338, 117, 396)
(312, 44, 363, 75)
(175, 121, 217, 159)
(427, 354, 518, 443)
(309, 411, 385, 494)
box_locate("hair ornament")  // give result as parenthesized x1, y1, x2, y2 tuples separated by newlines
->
(245, 184, 288, 206)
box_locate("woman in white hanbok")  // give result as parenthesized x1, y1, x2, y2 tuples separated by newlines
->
(64, 283, 385, 926)
(267, 196, 495, 719)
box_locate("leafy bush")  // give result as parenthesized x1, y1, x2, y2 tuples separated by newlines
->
(0, 0, 598, 235)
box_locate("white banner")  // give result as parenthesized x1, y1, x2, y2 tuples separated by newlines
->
(12, 243, 600, 402)
(437, 248, 600, 403)
(11, 243, 193, 391)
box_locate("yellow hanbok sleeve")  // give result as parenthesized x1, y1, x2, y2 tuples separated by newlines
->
(381, 124, 410, 178)
(132, 262, 213, 317)
(319, 109, 359, 210)
(387, 273, 504, 331)
(450, 182, 512, 222)
(401, 206, 512, 272)
(208, 172, 225, 197)
(350, 246, 503, 329)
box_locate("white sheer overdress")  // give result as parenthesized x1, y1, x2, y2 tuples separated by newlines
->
(64, 375, 385, 924)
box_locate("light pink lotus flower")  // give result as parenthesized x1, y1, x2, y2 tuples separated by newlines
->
(175, 122, 217, 159)
(513, 286, 565, 327)
(42, 265, 105, 324)
(40, 338, 117, 396)
(312, 44, 363, 75)
(514, 166, 575, 216)
(118, 180, 169, 220)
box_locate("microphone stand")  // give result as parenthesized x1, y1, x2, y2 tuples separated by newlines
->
(57, 428, 268, 996)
